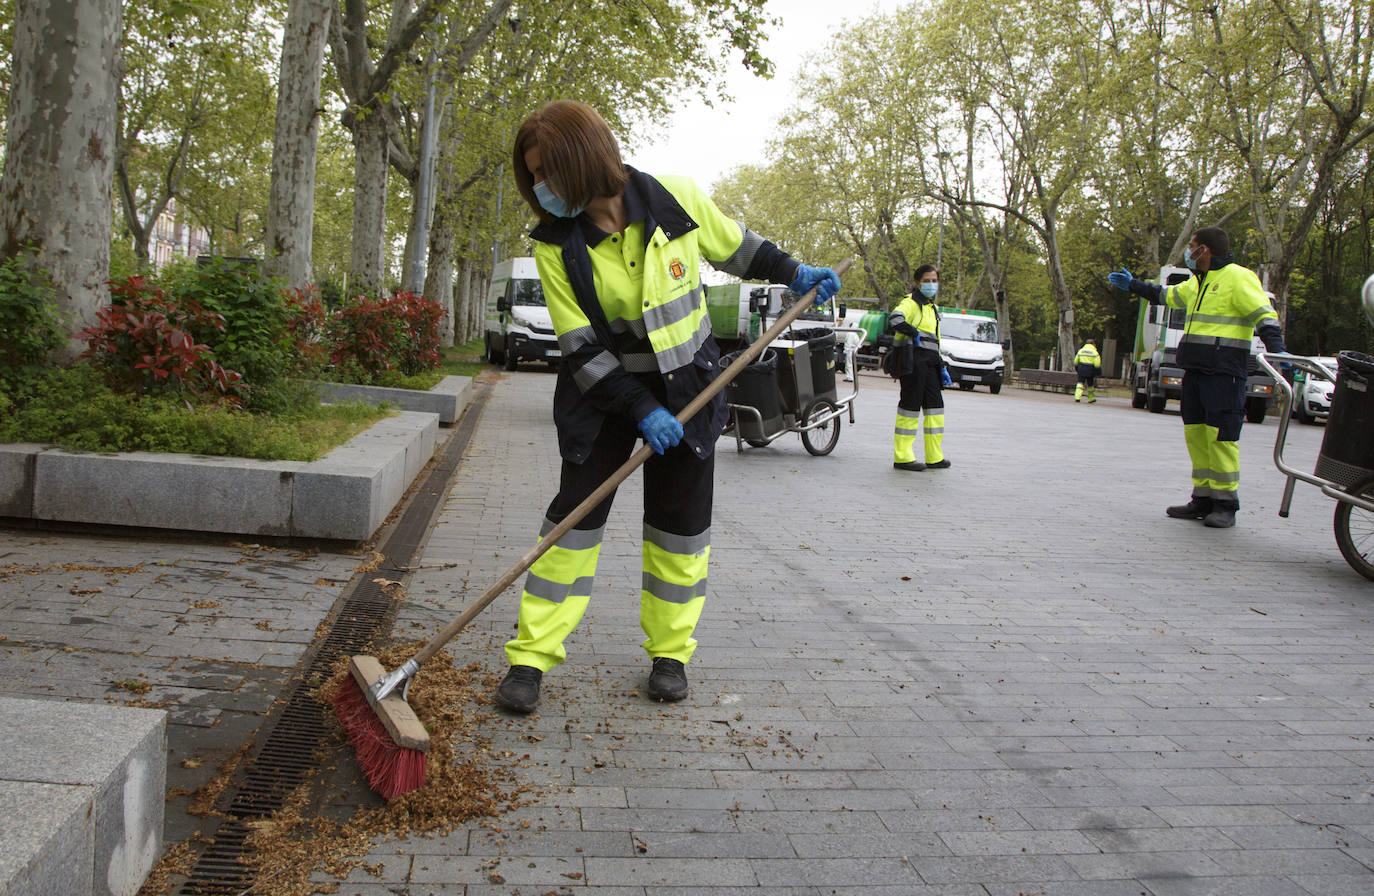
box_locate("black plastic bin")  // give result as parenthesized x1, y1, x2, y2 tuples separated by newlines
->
(776, 329, 838, 412)
(721, 348, 783, 441)
(1315, 351, 1374, 489)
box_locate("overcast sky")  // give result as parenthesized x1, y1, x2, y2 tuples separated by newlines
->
(623, 0, 903, 190)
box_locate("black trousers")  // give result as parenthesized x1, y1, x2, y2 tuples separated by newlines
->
(546, 411, 714, 537)
(898, 350, 944, 413)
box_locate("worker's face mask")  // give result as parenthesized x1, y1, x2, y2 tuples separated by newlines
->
(533, 181, 584, 218)
(1183, 246, 1197, 270)
(919, 282, 939, 299)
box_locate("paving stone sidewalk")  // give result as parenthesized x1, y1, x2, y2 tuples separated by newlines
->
(3, 368, 1373, 895)
(0, 527, 368, 844)
(355, 369, 1374, 895)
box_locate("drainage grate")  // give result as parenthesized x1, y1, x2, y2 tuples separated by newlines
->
(176, 382, 491, 894)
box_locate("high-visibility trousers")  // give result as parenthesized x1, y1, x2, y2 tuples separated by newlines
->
(1074, 375, 1097, 402)
(504, 414, 712, 672)
(895, 350, 945, 464)
(1180, 371, 1245, 510)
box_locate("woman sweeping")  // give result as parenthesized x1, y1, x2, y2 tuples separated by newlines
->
(495, 100, 841, 713)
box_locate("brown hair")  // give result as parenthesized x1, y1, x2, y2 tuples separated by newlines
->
(913, 264, 939, 282)
(512, 100, 628, 220)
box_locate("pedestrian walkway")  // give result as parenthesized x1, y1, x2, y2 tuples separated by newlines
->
(3, 368, 1373, 895)
(352, 370, 1374, 894)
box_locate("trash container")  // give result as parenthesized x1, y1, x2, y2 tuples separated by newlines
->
(721, 348, 782, 441)
(777, 329, 838, 409)
(1316, 351, 1374, 489)
(802, 330, 837, 398)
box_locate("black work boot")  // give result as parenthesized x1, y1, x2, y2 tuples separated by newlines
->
(646, 657, 689, 702)
(893, 460, 926, 471)
(926, 459, 951, 469)
(495, 665, 542, 713)
(1166, 498, 1212, 520)
(1204, 507, 1237, 528)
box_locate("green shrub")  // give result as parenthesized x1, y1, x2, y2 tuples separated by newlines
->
(160, 258, 296, 411)
(0, 253, 66, 384)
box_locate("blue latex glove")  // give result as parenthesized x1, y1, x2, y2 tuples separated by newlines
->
(790, 264, 842, 306)
(637, 407, 683, 455)
(1107, 267, 1134, 292)
(941, 365, 953, 387)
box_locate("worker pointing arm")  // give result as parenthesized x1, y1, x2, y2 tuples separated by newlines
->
(1108, 226, 1284, 528)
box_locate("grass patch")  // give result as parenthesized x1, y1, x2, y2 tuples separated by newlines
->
(0, 365, 391, 462)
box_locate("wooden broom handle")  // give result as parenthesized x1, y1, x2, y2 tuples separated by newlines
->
(412, 257, 853, 666)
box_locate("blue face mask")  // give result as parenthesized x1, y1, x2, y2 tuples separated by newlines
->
(1183, 247, 1196, 271)
(533, 180, 584, 218)
(919, 282, 939, 299)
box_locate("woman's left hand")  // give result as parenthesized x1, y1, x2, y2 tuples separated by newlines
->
(790, 264, 842, 305)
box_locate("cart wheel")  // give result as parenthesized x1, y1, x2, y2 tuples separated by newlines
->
(800, 398, 840, 456)
(1333, 473, 1374, 582)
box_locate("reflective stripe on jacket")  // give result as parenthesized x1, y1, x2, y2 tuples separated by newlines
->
(1074, 344, 1101, 369)
(889, 295, 941, 353)
(531, 169, 797, 463)
(1163, 263, 1278, 378)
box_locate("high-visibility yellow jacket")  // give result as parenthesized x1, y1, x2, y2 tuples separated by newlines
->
(1161, 262, 1280, 378)
(531, 168, 798, 463)
(889, 295, 940, 352)
(1074, 343, 1101, 372)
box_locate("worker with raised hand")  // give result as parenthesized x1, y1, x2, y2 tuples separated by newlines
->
(887, 263, 950, 471)
(1074, 338, 1102, 403)
(1108, 225, 1285, 528)
(496, 100, 840, 714)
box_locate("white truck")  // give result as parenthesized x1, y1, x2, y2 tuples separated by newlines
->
(705, 282, 840, 352)
(483, 257, 561, 371)
(1129, 264, 1276, 422)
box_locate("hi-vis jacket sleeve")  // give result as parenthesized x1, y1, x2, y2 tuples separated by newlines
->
(664, 175, 799, 285)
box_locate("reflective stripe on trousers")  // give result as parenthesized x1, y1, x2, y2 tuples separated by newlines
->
(893, 407, 945, 464)
(1184, 423, 1240, 506)
(504, 412, 715, 671)
(1180, 371, 1245, 510)
(506, 520, 709, 670)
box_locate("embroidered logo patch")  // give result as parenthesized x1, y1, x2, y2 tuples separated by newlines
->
(669, 259, 686, 281)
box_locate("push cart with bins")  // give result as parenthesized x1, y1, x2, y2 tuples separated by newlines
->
(719, 325, 861, 456)
(1259, 348, 1374, 581)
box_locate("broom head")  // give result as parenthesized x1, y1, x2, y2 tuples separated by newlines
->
(333, 654, 430, 799)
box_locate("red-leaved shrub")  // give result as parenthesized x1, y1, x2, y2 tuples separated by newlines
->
(78, 277, 243, 404)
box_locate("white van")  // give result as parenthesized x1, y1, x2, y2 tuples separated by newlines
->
(938, 308, 1006, 393)
(484, 257, 560, 370)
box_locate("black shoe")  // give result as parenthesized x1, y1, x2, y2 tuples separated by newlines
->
(893, 461, 926, 471)
(496, 665, 542, 713)
(1204, 508, 1236, 528)
(1166, 499, 1212, 520)
(646, 657, 688, 702)
(926, 459, 951, 469)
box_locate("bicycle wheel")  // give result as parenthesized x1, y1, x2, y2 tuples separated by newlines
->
(1333, 472, 1374, 582)
(800, 398, 840, 456)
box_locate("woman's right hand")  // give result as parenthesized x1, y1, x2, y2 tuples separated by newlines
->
(637, 407, 683, 455)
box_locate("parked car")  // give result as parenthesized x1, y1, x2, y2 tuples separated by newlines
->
(1291, 356, 1338, 424)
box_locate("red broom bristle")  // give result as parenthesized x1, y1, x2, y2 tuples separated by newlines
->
(333, 674, 427, 800)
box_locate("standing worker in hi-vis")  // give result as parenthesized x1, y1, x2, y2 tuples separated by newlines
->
(888, 264, 952, 471)
(1074, 339, 1101, 403)
(1108, 226, 1285, 528)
